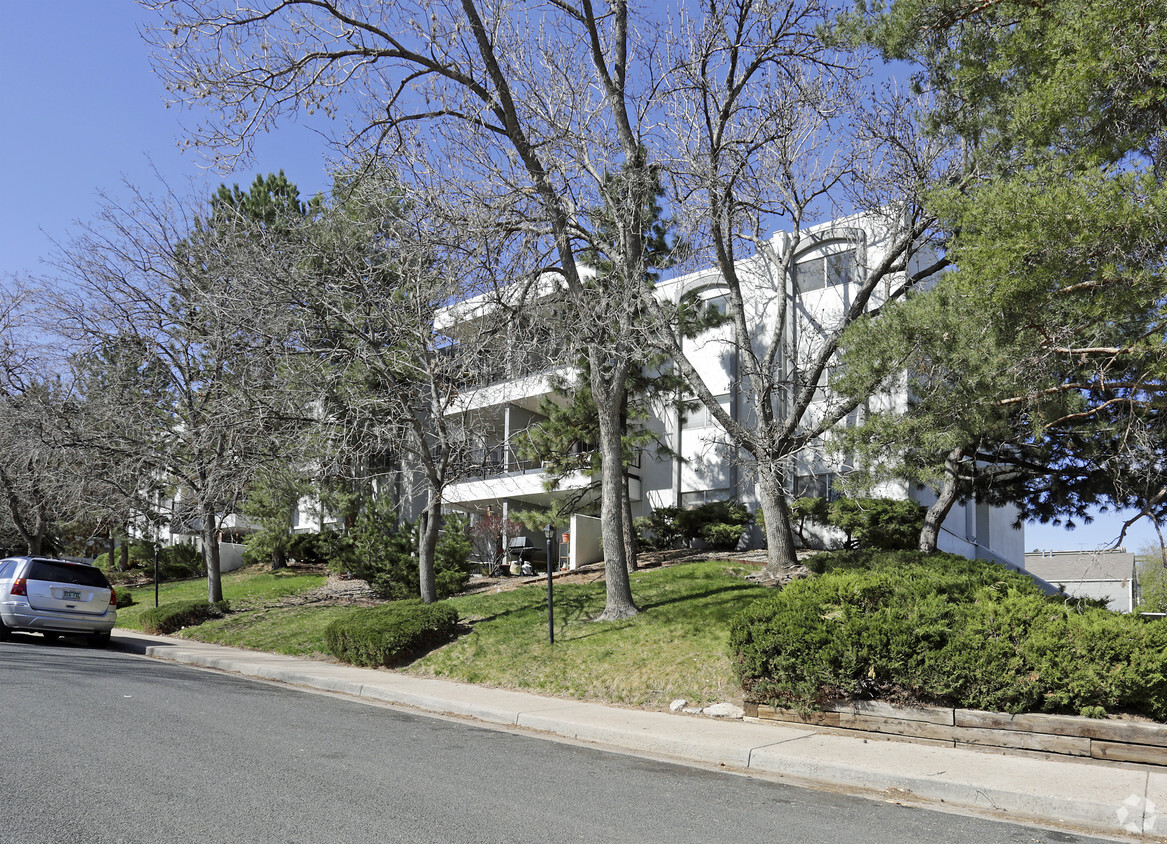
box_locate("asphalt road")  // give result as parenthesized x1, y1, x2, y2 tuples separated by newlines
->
(0, 634, 1111, 844)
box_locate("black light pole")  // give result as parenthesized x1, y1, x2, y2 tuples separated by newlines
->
(543, 523, 555, 644)
(153, 544, 160, 608)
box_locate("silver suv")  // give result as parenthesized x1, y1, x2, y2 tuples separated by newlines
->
(0, 556, 117, 647)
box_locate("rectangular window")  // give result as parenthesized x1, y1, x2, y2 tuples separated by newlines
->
(681, 489, 731, 508)
(793, 472, 836, 501)
(826, 249, 855, 287)
(795, 257, 826, 293)
(682, 394, 732, 429)
(28, 561, 110, 588)
(796, 249, 855, 294)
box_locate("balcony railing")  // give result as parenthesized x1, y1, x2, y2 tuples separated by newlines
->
(460, 446, 545, 479)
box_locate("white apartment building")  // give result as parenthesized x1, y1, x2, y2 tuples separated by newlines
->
(436, 213, 1025, 570)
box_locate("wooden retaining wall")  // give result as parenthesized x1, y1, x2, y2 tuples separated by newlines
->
(744, 700, 1167, 767)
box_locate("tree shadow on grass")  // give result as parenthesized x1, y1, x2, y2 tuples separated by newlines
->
(637, 582, 766, 625)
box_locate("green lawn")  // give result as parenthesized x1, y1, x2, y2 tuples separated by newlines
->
(409, 561, 768, 708)
(119, 560, 770, 709)
(117, 567, 328, 630)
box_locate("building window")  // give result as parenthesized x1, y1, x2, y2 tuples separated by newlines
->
(681, 489, 731, 508)
(682, 393, 732, 429)
(796, 248, 855, 294)
(793, 472, 838, 500)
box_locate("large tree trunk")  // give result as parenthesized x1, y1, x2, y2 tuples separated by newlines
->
(272, 503, 292, 570)
(119, 527, 130, 572)
(621, 471, 637, 573)
(758, 465, 798, 575)
(1, 467, 40, 555)
(201, 504, 223, 604)
(619, 396, 637, 572)
(593, 374, 638, 620)
(919, 447, 965, 553)
(416, 490, 442, 603)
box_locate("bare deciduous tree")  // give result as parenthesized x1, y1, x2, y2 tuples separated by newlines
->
(50, 182, 310, 602)
(141, 0, 677, 618)
(287, 167, 518, 602)
(141, 0, 952, 595)
(645, 0, 950, 573)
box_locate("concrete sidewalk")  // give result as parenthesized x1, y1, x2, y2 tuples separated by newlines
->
(111, 628, 1164, 841)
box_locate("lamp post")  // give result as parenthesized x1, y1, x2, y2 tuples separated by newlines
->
(543, 523, 555, 644)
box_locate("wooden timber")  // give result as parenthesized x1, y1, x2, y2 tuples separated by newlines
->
(746, 700, 1167, 768)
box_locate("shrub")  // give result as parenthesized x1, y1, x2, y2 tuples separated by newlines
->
(94, 542, 155, 572)
(433, 514, 473, 598)
(826, 497, 925, 551)
(1138, 551, 1167, 613)
(324, 600, 460, 667)
(96, 542, 203, 582)
(636, 500, 754, 550)
(701, 521, 750, 549)
(802, 548, 954, 575)
(788, 497, 829, 546)
(288, 531, 341, 567)
(635, 506, 684, 550)
(115, 589, 135, 608)
(159, 543, 203, 580)
(730, 551, 1167, 720)
(347, 505, 416, 598)
(139, 600, 229, 635)
(346, 506, 472, 600)
(675, 500, 753, 549)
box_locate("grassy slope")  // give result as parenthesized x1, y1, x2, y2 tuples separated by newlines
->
(117, 568, 328, 629)
(409, 562, 767, 708)
(119, 560, 768, 708)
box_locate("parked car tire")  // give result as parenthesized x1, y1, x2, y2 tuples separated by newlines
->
(88, 631, 111, 648)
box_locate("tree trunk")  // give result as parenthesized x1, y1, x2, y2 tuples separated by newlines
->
(593, 376, 638, 620)
(119, 528, 130, 572)
(416, 490, 442, 603)
(621, 470, 637, 573)
(758, 466, 798, 575)
(271, 503, 293, 570)
(201, 505, 223, 604)
(618, 394, 637, 573)
(919, 447, 965, 553)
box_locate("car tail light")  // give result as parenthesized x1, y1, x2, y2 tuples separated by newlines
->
(10, 578, 26, 596)
(108, 587, 117, 607)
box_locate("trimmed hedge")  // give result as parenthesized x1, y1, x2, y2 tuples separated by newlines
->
(324, 600, 460, 667)
(730, 552, 1167, 720)
(139, 600, 229, 635)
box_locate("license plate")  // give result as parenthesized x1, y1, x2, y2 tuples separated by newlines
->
(62, 589, 81, 600)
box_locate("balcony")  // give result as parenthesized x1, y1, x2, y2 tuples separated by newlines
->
(446, 366, 576, 416)
(444, 443, 641, 508)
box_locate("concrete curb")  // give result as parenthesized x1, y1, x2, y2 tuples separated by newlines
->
(111, 630, 1165, 840)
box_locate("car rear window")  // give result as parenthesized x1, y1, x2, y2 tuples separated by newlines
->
(27, 560, 110, 588)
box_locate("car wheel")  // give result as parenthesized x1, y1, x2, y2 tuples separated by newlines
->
(89, 631, 111, 648)
(0, 619, 10, 641)
(41, 632, 60, 642)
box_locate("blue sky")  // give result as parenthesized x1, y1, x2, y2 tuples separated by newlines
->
(0, 0, 334, 281)
(0, 2, 1159, 556)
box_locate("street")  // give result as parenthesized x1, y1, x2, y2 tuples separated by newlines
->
(1, 636, 1108, 844)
